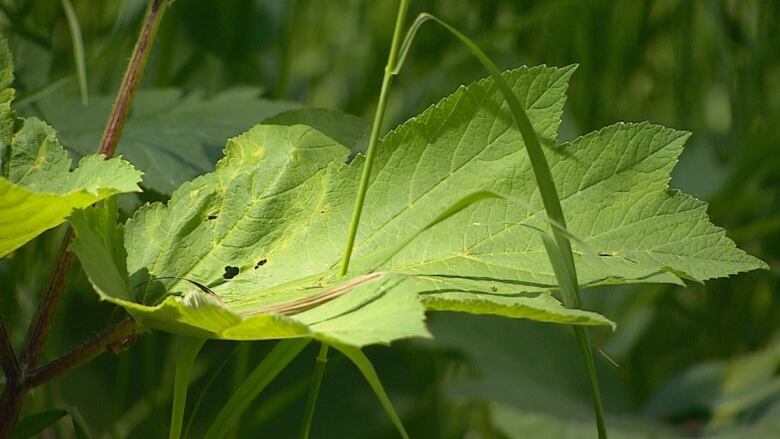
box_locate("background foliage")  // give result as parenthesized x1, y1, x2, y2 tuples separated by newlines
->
(0, 0, 778, 437)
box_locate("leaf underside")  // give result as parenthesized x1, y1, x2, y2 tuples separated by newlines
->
(72, 65, 766, 347)
(0, 38, 142, 259)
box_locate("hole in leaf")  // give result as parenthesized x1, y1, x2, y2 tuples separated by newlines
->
(223, 266, 239, 279)
(254, 259, 268, 269)
(207, 214, 218, 220)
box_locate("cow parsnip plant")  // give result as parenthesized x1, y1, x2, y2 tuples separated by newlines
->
(66, 63, 765, 347)
(0, 1, 769, 436)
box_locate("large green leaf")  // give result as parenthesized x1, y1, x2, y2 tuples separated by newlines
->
(0, 37, 142, 258)
(33, 88, 309, 194)
(69, 112, 429, 346)
(72, 65, 764, 347)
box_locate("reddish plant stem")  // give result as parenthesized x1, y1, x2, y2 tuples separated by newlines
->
(0, 316, 20, 382)
(0, 1, 169, 436)
(0, 377, 24, 439)
(26, 318, 139, 388)
(0, 318, 139, 438)
(98, 0, 168, 157)
(20, 0, 168, 372)
(19, 228, 76, 367)
(0, 317, 22, 439)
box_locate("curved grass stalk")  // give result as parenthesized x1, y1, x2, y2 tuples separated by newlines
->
(397, 12, 608, 438)
(61, 0, 88, 105)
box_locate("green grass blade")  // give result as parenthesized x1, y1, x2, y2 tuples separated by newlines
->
(182, 345, 240, 439)
(60, 0, 88, 105)
(204, 339, 310, 439)
(398, 13, 608, 438)
(333, 344, 410, 439)
(68, 406, 93, 439)
(169, 337, 206, 439)
(299, 342, 330, 439)
(573, 326, 608, 435)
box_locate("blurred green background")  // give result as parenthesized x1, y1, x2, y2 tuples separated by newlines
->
(1, 0, 778, 437)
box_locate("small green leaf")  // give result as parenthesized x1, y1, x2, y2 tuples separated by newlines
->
(0, 36, 142, 259)
(13, 409, 68, 439)
(70, 110, 430, 347)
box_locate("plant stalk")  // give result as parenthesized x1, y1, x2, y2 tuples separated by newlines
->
(0, 317, 22, 438)
(0, 1, 169, 435)
(299, 1, 411, 437)
(338, 0, 410, 278)
(25, 318, 139, 388)
(0, 318, 139, 438)
(0, 373, 23, 439)
(574, 326, 607, 437)
(19, 228, 76, 369)
(0, 316, 21, 383)
(98, 0, 169, 156)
